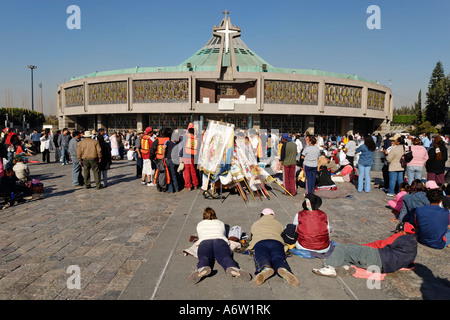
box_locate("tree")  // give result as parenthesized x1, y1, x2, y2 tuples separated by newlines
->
(411, 120, 438, 136)
(413, 89, 422, 126)
(425, 61, 449, 126)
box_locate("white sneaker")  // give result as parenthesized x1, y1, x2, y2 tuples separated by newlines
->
(141, 181, 146, 185)
(387, 193, 395, 197)
(312, 266, 337, 278)
(147, 183, 156, 187)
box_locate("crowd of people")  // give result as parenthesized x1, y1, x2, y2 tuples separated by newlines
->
(185, 125, 449, 284)
(130, 125, 446, 285)
(0, 124, 448, 287)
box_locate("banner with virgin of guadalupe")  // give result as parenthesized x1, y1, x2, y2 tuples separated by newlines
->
(198, 120, 235, 176)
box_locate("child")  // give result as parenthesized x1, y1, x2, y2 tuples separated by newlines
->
(127, 147, 136, 161)
(12, 155, 30, 182)
(388, 182, 409, 215)
(296, 167, 306, 189)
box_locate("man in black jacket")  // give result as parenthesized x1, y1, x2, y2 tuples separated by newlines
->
(312, 222, 417, 277)
(53, 130, 61, 163)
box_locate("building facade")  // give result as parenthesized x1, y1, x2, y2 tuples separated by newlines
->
(57, 13, 393, 135)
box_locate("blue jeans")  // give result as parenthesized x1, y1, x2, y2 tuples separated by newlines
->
(388, 171, 404, 194)
(197, 239, 238, 271)
(406, 166, 423, 184)
(61, 146, 70, 164)
(253, 240, 292, 274)
(166, 158, 179, 192)
(54, 147, 60, 162)
(71, 156, 84, 186)
(357, 164, 371, 192)
(304, 165, 317, 195)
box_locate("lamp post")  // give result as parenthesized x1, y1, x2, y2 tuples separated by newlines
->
(27, 65, 37, 111)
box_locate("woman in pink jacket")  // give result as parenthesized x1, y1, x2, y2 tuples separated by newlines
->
(405, 138, 428, 184)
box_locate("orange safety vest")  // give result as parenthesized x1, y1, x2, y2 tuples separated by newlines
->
(256, 136, 263, 158)
(140, 135, 152, 154)
(155, 137, 170, 160)
(184, 134, 198, 156)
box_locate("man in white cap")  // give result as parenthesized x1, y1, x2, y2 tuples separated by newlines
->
(248, 208, 300, 287)
(77, 130, 102, 189)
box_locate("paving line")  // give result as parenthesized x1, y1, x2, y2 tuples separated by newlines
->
(336, 276, 359, 300)
(149, 190, 200, 300)
(272, 187, 360, 300)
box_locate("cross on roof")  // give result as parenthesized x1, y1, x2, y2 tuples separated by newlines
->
(216, 19, 238, 53)
(222, 10, 229, 20)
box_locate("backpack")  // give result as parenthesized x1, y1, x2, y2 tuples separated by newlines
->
(154, 159, 169, 191)
(281, 224, 299, 245)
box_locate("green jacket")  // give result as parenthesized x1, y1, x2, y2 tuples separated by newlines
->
(280, 141, 297, 166)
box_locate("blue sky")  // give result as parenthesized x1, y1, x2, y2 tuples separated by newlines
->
(1, 0, 449, 115)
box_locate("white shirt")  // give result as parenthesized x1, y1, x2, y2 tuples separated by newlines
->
(196, 219, 229, 246)
(295, 139, 303, 154)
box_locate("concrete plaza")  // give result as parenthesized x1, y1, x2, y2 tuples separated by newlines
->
(0, 153, 449, 302)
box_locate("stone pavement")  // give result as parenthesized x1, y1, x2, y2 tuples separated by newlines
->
(0, 152, 449, 302)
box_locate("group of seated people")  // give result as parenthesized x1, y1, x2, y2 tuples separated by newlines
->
(296, 148, 354, 191)
(187, 187, 449, 285)
(300, 190, 448, 278)
(387, 179, 450, 250)
(0, 155, 33, 204)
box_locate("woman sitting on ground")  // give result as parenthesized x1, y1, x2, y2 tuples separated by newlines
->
(397, 179, 429, 225)
(293, 193, 331, 254)
(388, 182, 409, 215)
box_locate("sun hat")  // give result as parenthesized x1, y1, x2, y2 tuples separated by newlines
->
(425, 180, 439, 189)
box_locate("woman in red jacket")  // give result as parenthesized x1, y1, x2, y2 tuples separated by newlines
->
(294, 194, 331, 253)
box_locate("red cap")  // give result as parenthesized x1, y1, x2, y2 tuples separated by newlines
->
(145, 127, 153, 134)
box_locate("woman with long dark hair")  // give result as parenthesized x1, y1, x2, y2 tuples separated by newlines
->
(355, 135, 376, 193)
(425, 136, 448, 184)
(397, 179, 429, 224)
